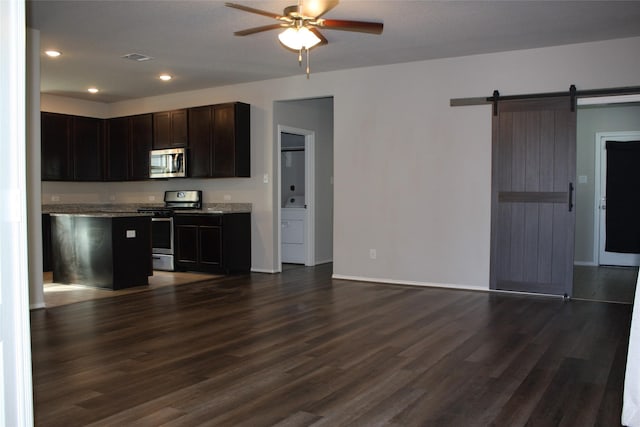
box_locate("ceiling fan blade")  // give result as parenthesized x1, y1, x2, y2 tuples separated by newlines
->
(225, 2, 282, 20)
(234, 23, 286, 36)
(300, 0, 339, 19)
(317, 19, 383, 34)
(309, 27, 328, 46)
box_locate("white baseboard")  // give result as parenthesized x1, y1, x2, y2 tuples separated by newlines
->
(312, 258, 333, 266)
(331, 274, 563, 299)
(30, 302, 46, 310)
(574, 261, 598, 267)
(251, 268, 279, 274)
(331, 274, 486, 292)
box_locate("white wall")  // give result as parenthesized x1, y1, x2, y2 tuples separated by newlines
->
(40, 36, 640, 288)
(41, 93, 109, 118)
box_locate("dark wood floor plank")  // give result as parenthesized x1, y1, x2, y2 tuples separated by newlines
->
(31, 263, 632, 426)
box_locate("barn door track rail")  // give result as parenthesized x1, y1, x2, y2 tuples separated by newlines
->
(450, 85, 640, 115)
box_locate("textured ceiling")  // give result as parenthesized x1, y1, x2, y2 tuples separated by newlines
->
(27, 0, 640, 103)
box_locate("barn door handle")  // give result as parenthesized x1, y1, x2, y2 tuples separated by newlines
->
(568, 182, 574, 212)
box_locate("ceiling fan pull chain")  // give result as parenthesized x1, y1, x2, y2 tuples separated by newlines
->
(306, 48, 310, 78)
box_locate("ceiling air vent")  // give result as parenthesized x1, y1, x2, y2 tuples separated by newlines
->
(121, 53, 153, 62)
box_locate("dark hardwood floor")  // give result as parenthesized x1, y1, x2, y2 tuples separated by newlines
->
(31, 264, 632, 426)
(573, 265, 638, 304)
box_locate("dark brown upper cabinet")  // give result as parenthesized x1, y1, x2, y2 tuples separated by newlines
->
(106, 114, 153, 181)
(42, 102, 248, 182)
(187, 105, 213, 178)
(41, 112, 103, 181)
(73, 116, 104, 181)
(153, 109, 187, 149)
(105, 117, 129, 181)
(129, 114, 153, 180)
(187, 102, 250, 178)
(41, 112, 73, 181)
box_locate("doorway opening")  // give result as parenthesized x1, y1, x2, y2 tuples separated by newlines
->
(573, 100, 640, 303)
(279, 127, 315, 266)
(273, 97, 334, 273)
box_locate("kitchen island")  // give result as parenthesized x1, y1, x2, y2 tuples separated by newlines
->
(50, 213, 152, 290)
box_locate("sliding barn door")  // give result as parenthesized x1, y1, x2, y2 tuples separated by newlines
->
(490, 97, 576, 297)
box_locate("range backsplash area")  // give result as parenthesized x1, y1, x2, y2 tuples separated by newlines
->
(41, 178, 257, 207)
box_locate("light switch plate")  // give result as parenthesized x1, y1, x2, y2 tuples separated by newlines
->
(126, 230, 136, 238)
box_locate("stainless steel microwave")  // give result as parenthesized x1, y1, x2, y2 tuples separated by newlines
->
(149, 148, 187, 178)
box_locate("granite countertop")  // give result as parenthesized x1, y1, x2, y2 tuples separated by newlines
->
(49, 212, 151, 218)
(42, 203, 252, 214)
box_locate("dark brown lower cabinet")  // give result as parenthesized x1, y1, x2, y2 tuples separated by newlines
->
(42, 214, 52, 272)
(174, 213, 250, 274)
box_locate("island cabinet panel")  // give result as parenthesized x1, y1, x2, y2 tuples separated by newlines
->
(50, 214, 152, 290)
(42, 214, 52, 272)
(41, 112, 73, 180)
(73, 115, 104, 181)
(187, 102, 250, 178)
(153, 109, 188, 149)
(174, 213, 250, 274)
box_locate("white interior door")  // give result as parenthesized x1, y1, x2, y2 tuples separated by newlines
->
(596, 131, 640, 266)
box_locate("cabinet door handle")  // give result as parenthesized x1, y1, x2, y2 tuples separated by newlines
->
(568, 182, 574, 212)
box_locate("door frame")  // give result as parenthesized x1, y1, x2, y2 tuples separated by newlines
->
(594, 130, 640, 266)
(276, 125, 315, 269)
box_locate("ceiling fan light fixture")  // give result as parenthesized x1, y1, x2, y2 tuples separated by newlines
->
(278, 27, 321, 50)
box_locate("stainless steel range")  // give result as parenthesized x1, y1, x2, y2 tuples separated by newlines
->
(138, 190, 202, 271)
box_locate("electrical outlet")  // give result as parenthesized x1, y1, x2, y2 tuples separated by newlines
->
(263, 173, 269, 184)
(224, 194, 231, 201)
(369, 249, 377, 259)
(126, 230, 136, 238)
(51, 195, 60, 202)
(109, 195, 116, 201)
(148, 195, 155, 201)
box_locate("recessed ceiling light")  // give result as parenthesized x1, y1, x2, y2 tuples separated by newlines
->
(159, 74, 172, 81)
(87, 88, 99, 94)
(45, 50, 61, 57)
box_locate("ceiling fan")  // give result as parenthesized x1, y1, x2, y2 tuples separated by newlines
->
(225, 0, 383, 77)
